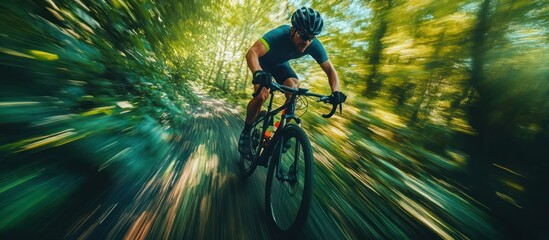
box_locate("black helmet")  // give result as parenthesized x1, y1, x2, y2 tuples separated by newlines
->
(291, 7, 324, 35)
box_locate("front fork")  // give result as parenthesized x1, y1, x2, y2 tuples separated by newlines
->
(274, 134, 299, 185)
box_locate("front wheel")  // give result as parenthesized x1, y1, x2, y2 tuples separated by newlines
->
(265, 124, 313, 238)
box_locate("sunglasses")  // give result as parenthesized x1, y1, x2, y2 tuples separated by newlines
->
(295, 30, 316, 41)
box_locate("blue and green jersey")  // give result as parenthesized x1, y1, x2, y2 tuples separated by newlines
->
(258, 25, 329, 68)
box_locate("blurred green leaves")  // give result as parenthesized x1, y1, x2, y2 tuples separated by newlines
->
(0, 0, 548, 238)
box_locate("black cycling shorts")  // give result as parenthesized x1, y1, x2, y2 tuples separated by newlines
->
(262, 62, 298, 85)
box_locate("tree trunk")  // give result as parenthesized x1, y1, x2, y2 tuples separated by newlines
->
(467, 0, 491, 201)
(364, 0, 392, 98)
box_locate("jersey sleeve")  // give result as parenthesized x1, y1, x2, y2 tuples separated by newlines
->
(309, 39, 329, 64)
(259, 27, 282, 53)
(259, 37, 271, 52)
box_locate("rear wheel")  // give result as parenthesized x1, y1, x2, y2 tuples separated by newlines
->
(265, 124, 313, 238)
(239, 111, 266, 177)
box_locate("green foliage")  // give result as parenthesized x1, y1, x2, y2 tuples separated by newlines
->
(200, 0, 547, 237)
(0, 0, 208, 128)
(1, 0, 548, 238)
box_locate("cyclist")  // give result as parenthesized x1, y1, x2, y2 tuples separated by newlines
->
(239, 7, 347, 155)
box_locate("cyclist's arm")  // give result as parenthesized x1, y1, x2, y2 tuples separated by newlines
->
(319, 60, 341, 92)
(246, 40, 268, 73)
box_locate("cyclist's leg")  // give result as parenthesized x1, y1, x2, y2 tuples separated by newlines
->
(271, 62, 299, 103)
(245, 84, 269, 125)
(282, 78, 298, 101)
(271, 63, 297, 152)
(240, 77, 270, 155)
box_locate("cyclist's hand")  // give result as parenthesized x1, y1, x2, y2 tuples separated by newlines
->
(252, 70, 272, 85)
(330, 91, 347, 104)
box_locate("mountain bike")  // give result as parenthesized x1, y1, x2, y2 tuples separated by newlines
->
(238, 78, 343, 238)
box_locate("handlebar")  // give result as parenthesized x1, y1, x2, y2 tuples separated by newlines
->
(251, 79, 266, 97)
(319, 96, 339, 118)
(252, 78, 343, 118)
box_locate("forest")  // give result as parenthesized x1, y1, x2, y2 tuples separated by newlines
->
(1, 0, 547, 239)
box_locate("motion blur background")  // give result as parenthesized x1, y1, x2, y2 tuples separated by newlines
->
(1, 0, 548, 239)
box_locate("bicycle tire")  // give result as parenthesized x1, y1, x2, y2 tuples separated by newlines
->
(265, 124, 313, 238)
(238, 111, 266, 177)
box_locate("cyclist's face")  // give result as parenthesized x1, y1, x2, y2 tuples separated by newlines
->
(291, 28, 314, 53)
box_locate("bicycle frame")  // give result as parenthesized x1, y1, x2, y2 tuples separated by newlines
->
(253, 88, 300, 167)
(241, 79, 341, 237)
(249, 80, 337, 167)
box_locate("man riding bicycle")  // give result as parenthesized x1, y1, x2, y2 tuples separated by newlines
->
(239, 7, 347, 155)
